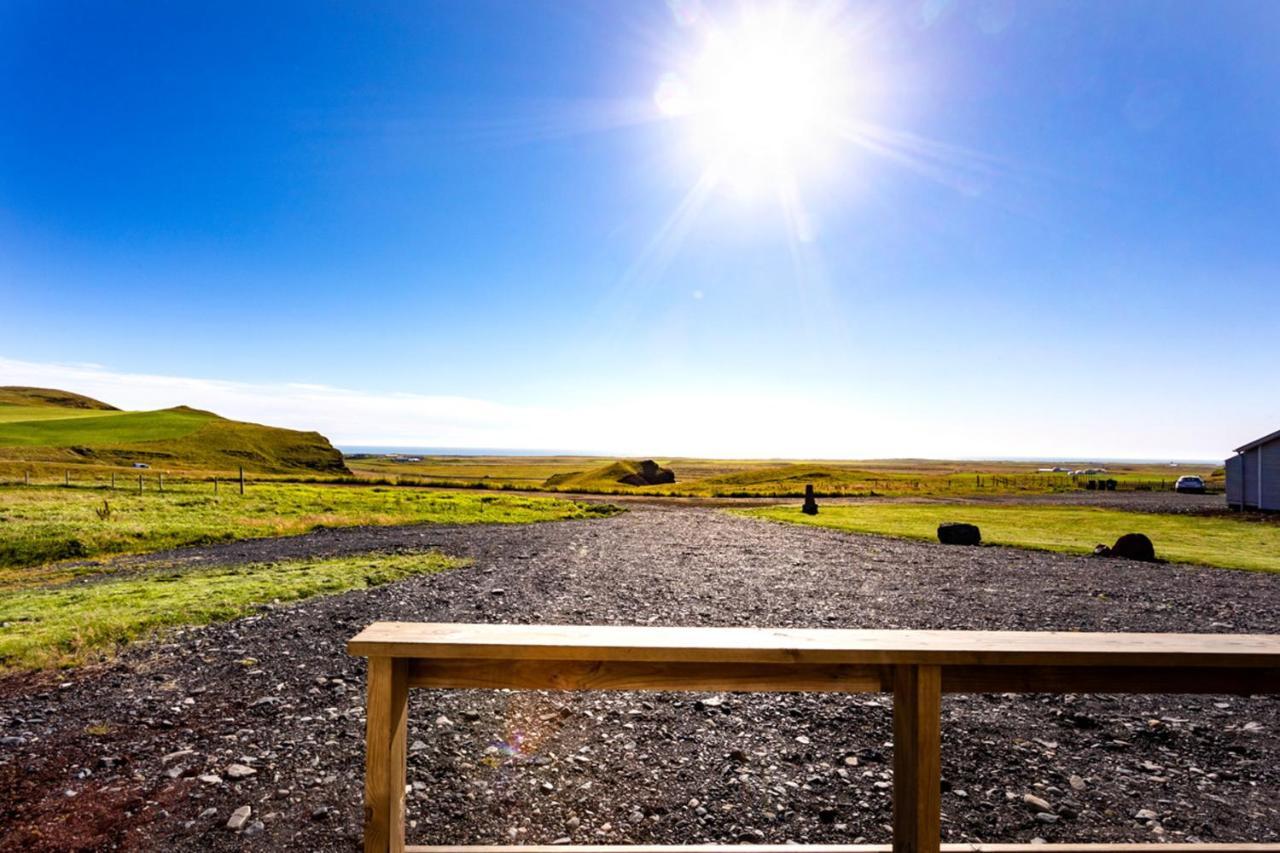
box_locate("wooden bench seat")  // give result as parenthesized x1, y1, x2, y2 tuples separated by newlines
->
(348, 622, 1280, 853)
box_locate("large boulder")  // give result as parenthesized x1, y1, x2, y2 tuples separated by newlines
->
(1106, 532, 1156, 562)
(617, 460, 675, 486)
(937, 522, 981, 546)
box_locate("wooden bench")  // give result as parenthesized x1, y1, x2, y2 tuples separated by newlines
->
(347, 622, 1280, 853)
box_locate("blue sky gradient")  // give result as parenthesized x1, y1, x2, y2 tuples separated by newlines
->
(2, 1, 1278, 458)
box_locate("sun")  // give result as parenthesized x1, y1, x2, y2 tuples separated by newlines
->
(656, 8, 851, 195)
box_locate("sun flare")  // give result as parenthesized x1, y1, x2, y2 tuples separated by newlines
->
(657, 8, 852, 194)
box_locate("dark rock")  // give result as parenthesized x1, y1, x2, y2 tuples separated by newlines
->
(1109, 532, 1156, 562)
(618, 460, 676, 486)
(937, 522, 981, 546)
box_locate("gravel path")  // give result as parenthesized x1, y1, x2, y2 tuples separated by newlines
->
(1, 506, 1277, 851)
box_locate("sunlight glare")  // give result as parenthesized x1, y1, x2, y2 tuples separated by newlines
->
(659, 9, 851, 195)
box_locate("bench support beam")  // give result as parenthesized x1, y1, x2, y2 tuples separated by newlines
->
(893, 665, 942, 853)
(366, 656, 409, 853)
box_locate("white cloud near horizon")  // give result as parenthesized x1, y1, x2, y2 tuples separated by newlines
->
(0, 356, 1228, 461)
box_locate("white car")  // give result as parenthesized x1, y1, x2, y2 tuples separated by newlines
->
(1174, 475, 1205, 494)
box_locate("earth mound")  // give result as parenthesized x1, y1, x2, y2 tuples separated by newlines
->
(544, 459, 677, 490)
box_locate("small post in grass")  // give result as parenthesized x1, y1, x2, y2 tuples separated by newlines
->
(111, 472, 116, 490)
(159, 473, 164, 493)
(24, 470, 29, 486)
(214, 477, 219, 494)
(802, 483, 819, 515)
(138, 473, 144, 495)
(239, 466, 245, 495)
(65, 470, 70, 486)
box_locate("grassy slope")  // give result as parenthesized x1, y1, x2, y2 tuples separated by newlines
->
(0, 407, 213, 445)
(0, 552, 466, 671)
(0, 481, 617, 573)
(0, 389, 349, 475)
(544, 460, 649, 490)
(0, 387, 117, 410)
(0, 406, 130, 424)
(740, 504, 1280, 573)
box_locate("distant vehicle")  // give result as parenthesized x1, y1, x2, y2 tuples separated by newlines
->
(131, 462, 150, 469)
(1175, 475, 1206, 494)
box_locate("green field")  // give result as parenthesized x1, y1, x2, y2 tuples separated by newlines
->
(0, 481, 618, 574)
(348, 454, 1221, 499)
(0, 552, 466, 671)
(741, 504, 1280, 573)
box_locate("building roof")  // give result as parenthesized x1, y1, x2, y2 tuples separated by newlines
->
(1236, 428, 1280, 453)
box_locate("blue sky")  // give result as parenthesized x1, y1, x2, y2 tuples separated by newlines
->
(2, 0, 1278, 458)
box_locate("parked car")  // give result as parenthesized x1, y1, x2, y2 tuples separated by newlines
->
(1174, 475, 1205, 494)
(131, 462, 150, 469)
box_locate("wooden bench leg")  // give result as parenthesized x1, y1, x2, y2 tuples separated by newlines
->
(893, 664, 942, 853)
(365, 656, 409, 853)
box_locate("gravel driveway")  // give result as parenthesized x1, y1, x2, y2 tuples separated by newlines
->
(0, 506, 1276, 851)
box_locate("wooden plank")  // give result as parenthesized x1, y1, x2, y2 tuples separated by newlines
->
(407, 658, 887, 693)
(942, 665, 1280, 695)
(348, 623, 1280, 670)
(403, 659, 1280, 695)
(893, 665, 942, 853)
(406, 846, 1280, 853)
(364, 657, 409, 853)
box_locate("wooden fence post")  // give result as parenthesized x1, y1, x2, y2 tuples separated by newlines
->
(24, 471, 29, 486)
(363, 657, 408, 853)
(159, 473, 164, 493)
(893, 664, 942, 853)
(214, 477, 219, 494)
(239, 466, 245, 495)
(111, 472, 116, 490)
(138, 473, 143, 495)
(65, 470, 70, 486)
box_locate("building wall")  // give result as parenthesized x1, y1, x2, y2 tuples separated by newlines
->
(1263, 438, 1280, 511)
(1226, 454, 1244, 507)
(1230, 437, 1280, 510)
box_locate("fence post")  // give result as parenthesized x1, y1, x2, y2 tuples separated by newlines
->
(65, 470, 70, 486)
(24, 471, 29, 486)
(159, 473, 164, 493)
(239, 466, 245, 495)
(214, 477, 219, 494)
(111, 472, 116, 490)
(138, 473, 144, 495)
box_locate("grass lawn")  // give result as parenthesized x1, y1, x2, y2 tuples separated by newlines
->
(0, 482, 618, 574)
(0, 552, 465, 671)
(740, 504, 1280, 573)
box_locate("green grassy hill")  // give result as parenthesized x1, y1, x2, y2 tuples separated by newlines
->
(0, 387, 117, 410)
(0, 387, 348, 475)
(545, 460, 648, 490)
